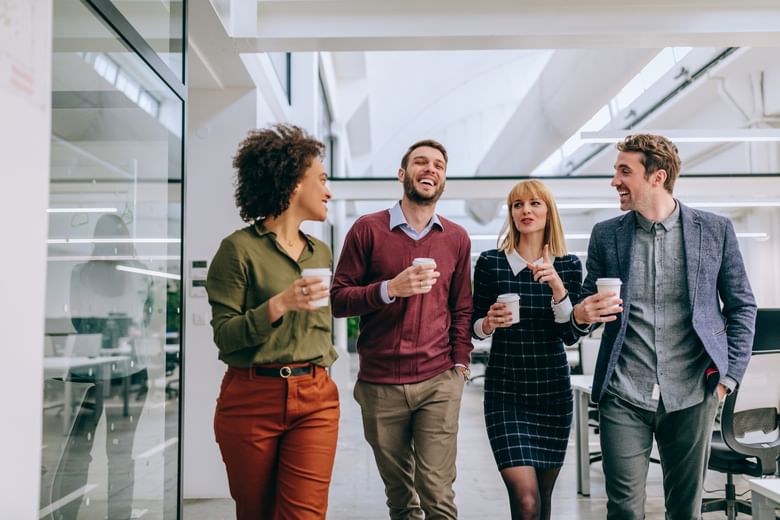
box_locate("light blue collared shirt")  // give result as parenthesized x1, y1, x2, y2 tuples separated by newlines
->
(380, 201, 443, 303)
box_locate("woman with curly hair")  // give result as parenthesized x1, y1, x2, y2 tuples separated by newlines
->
(206, 123, 338, 519)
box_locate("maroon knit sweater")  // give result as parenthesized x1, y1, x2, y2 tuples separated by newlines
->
(332, 209, 473, 384)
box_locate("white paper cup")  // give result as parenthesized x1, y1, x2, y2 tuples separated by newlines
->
(596, 277, 622, 295)
(301, 268, 332, 307)
(412, 257, 437, 290)
(496, 293, 520, 324)
(412, 257, 436, 268)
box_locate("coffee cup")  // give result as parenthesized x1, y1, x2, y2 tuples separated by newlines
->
(412, 257, 437, 290)
(496, 293, 520, 324)
(596, 278, 622, 296)
(301, 268, 332, 307)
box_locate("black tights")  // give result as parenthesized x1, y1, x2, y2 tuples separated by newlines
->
(500, 465, 562, 520)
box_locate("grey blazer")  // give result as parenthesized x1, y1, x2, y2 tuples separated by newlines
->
(579, 202, 756, 403)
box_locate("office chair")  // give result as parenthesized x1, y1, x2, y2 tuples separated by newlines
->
(702, 351, 780, 519)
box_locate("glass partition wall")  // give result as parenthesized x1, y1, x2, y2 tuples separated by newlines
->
(40, 1, 185, 519)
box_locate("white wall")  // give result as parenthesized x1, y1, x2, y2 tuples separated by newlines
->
(183, 87, 276, 497)
(0, 0, 52, 516)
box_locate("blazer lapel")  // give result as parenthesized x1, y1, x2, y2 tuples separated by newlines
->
(615, 212, 635, 288)
(681, 204, 702, 307)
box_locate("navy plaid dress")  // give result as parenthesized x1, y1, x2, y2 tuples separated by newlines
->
(473, 250, 582, 469)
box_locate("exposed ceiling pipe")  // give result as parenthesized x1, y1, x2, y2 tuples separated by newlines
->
(567, 47, 739, 175)
(465, 48, 657, 224)
(714, 77, 751, 122)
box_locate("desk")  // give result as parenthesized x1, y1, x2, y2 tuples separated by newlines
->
(749, 477, 780, 520)
(571, 374, 594, 496)
(44, 356, 131, 434)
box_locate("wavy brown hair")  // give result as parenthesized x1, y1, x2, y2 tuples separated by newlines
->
(617, 134, 681, 194)
(233, 124, 325, 222)
(400, 139, 448, 169)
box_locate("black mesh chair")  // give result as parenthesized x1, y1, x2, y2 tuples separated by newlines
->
(702, 351, 780, 519)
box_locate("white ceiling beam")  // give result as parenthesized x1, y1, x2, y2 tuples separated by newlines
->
(188, 0, 254, 88)
(329, 175, 780, 203)
(230, 0, 780, 51)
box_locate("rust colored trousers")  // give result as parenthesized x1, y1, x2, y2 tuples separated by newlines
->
(214, 364, 340, 520)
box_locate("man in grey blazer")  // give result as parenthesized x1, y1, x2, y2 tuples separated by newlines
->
(571, 134, 756, 519)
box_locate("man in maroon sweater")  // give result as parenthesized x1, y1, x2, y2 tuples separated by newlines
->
(332, 139, 473, 520)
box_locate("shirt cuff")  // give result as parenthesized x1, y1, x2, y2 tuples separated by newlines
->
(721, 375, 738, 394)
(551, 294, 573, 323)
(473, 318, 492, 339)
(571, 312, 591, 334)
(380, 280, 396, 304)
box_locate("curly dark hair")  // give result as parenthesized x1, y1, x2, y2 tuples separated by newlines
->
(233, 124, 325, 222)
(617, 134, 681, 194)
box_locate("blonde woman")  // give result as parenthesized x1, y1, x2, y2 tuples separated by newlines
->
(472, 180, 582, 520)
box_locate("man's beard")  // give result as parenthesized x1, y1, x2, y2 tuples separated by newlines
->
(403, 173, 445, 206)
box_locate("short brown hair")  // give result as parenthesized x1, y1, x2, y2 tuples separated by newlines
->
(233, 123, 325, 222)
(616, 134, 681, 193)
(400, 139, 448, 170)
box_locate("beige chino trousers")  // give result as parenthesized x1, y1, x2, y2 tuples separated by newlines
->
(354, 367, 465, 520)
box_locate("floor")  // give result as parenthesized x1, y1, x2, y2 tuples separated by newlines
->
(183, 353, 761, 520)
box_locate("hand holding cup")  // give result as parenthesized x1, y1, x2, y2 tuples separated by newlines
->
(272, 272, 331, 316)
(387, 258, 440, 298)
(573, 278, 624, 325)
(482, 294, 519, 335)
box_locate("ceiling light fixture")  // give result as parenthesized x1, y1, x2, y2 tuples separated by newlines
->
(116, 265, 181, 280)
(580, 129, 780, 144)
(47, 207, 118, 214)
(47, 238, 181, 244)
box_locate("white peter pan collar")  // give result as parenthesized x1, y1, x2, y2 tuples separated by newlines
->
(504, 248, 545, 276)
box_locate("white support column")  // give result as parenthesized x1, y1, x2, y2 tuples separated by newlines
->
(0, 0, 53, 516)
(184, 88, 264, 498)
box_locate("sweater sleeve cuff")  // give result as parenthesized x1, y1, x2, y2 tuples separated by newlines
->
(452, 348, 472, 367)
(473, 318, 492, 339)
(551, 295, 573, 323)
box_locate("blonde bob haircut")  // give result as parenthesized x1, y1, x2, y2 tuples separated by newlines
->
(498, 179, 567, 257)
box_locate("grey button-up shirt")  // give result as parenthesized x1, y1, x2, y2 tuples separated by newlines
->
(607, 202, 711, 412)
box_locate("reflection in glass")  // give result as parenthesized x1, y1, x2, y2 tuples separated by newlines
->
(41, 0, 182, 518)
(110, 0, 185, 82)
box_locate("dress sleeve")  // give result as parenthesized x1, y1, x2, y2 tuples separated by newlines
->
(555, 255, 584, 346)
(471, 252, 495, 339)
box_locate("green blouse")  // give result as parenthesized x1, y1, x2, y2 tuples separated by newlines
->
(206, 222, 338, 368)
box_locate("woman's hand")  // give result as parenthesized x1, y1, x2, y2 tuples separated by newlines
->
(481, 302, 514, 335)
(528, 244, 566, 302)
(267, 276, 330, 322)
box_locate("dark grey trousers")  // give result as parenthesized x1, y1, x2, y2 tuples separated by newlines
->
(599, 391, 719, 520)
